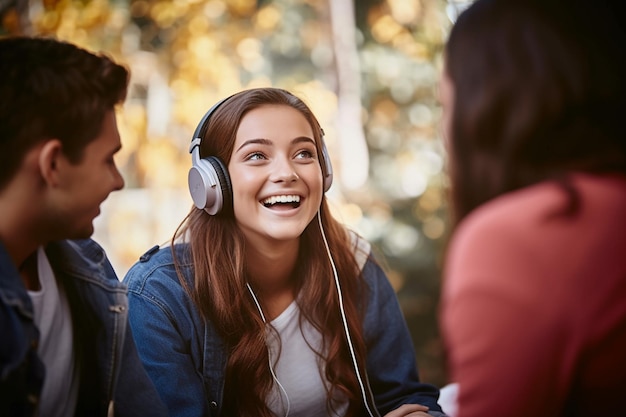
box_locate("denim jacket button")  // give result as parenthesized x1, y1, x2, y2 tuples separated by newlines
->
(209, 401, 218, 409)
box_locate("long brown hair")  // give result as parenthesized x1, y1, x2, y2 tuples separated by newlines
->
(173, 88, 369, 416)
(445, 0, 626, 226)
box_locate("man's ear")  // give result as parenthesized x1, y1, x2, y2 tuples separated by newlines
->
(38, 139, 65, 187)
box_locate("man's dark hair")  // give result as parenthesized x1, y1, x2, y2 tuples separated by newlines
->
(0, 36, 129, 191)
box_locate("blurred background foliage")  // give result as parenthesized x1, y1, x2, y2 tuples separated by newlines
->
(1, 0, 469, 387)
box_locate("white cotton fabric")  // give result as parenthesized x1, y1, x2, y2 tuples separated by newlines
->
(266, 301, 348, 417)
(28, 247, 79, 417)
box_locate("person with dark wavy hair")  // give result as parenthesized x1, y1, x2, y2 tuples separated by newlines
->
(124, 87, 448, 417)
(439, 0, 626, 416)
(0, 36, 167, 417)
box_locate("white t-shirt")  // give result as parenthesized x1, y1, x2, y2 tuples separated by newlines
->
(266, 301, 348, 417)
(28, 247, 79, 417)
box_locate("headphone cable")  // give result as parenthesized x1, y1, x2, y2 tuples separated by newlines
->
(317, 212, 376, 417)
(246, 283, 291, 417)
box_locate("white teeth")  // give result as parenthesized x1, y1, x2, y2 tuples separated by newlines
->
(262, 195, 301, 205)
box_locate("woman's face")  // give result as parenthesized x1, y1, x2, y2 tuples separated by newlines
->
(228, 104, 324, 248)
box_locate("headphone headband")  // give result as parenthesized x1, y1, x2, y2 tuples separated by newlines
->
(191, 95, 233, 142)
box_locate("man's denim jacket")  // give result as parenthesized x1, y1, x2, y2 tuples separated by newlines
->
(0, 239, 168, 417)
(124, 234, 446, 417)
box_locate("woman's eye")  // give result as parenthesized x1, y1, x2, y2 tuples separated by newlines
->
(296, 149, 314, 159)
(247, 152, 266, 161)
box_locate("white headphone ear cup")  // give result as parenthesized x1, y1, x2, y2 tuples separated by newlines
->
(187, 96, 233, 214)
(188, 157, 223, 214)
(206, 156, 232, 214)
(321, 141, 333, 192)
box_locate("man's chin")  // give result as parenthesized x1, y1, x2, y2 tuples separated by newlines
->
(71, 225, 95, 241)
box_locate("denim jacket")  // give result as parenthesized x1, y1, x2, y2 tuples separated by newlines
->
(124, 236, 446, 417)
(0, 239, 168, 417)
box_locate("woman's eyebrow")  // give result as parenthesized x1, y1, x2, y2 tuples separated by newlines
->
(292, 136, 315, 146)
(235, 136, 315, 152)
(235, 138, 272, 152)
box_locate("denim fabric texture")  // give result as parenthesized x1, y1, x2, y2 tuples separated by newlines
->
(0, 239, 168, 417)
(125, 240, 444, 417)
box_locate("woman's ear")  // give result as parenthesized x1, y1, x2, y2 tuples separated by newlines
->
(38, 139, 65, 187)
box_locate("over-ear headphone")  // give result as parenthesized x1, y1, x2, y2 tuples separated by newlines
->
(188, 93, 334, 215)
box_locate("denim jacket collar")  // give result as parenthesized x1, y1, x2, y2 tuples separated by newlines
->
(0, 240, 35, 321)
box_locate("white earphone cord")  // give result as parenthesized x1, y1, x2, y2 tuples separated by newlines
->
(317, 212, 376, 417)
(246, 283, 291, 417)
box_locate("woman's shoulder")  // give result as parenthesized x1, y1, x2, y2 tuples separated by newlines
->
(446, 174, 626, 291)
(123, 243, 191, 295)
(457, 173, 626, 243)
(123, 243, 206, 340)
(345, 229, 391, 290)
(347, 229, 371, 271)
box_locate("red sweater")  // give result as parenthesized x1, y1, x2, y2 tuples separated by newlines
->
(441, 174, 626, 417)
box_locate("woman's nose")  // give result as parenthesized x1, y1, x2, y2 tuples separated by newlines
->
(271, 158, 299, 183)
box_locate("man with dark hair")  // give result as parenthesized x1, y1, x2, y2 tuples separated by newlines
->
(0, 36, 167, 417)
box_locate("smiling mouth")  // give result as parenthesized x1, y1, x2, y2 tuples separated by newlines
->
(261, 195, 302, 209)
